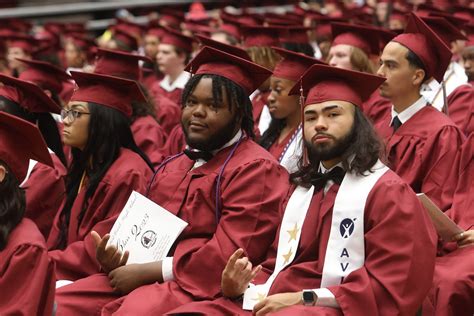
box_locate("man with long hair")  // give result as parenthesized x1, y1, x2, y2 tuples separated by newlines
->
(167, 64, 437, 316)
(54, 46, 290, 315)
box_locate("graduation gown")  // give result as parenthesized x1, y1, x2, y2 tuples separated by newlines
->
(168, 171, 437, 316)
(361, 91, 391, 126)
(0, 219, 55, 316)
(47, 148, 153, 281)
(55, 138, 289, 315)
(153, 93, 182, 136)
(162, 124, 186, 157)
(446, 84, 474, 136)
(23, 152, 67, 239)
(151, 82, 183, 107)
(422, 134, 474, 316)
(131, 115, 166, 167)
(375, 105, 465, 212)
(101, 138, 290, 315)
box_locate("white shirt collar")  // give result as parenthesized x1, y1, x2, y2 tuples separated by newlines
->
(159, 71, 191, 92)
(319, 161, 344, 174)
(390, 96, 427, 126)
(189, 130, 243, 169)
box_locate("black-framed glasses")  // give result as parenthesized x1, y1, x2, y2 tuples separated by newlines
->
(60, 109, 91, 122)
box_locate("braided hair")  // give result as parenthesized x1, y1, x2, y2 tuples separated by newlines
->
(181, 74, 255, 139)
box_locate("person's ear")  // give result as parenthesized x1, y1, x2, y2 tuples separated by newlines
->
(0, 165, 6, 182)
(412, 68, 426, 86)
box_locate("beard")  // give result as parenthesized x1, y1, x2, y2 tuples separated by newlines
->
(182, 116, 240, 152)
(305, 125, 355, 164)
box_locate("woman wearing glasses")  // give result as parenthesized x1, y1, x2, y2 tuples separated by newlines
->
(47, 71, 154, 282)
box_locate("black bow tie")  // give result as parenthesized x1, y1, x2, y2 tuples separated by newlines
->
(310, 166, 345, 191)
(184, 149, 214, 162)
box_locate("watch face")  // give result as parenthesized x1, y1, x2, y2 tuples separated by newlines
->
(303, 290, 315, 305)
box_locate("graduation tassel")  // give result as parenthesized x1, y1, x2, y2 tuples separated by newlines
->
(441, 80, 449, 116)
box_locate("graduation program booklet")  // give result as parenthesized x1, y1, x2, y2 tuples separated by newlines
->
(417, 193, 463, 241)
(108, 191, 188, 264)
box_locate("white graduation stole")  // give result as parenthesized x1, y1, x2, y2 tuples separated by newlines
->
(321, 160, 388, 287)
(242, 185, 315, 310)
(19, 148, 54, 187)
(279, 127, 303, 174)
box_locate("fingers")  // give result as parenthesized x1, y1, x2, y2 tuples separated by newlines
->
(100, 234, 111, 250)
(119, 250, 130, 266)
(226, 248, 244, 268)
(253, 299, 266, 315)
(91, 231, 102, 248)
(246, 265, 262, 283)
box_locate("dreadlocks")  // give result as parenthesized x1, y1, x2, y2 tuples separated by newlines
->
(181, 74, 255, 139)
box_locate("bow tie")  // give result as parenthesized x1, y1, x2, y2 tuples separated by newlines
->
(310, 166, 345, 192)
(184, 149, 214, 162)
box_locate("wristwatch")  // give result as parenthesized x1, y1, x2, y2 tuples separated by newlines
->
(302, 289, 317, 306)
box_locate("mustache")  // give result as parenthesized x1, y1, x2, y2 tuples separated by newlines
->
(311, 132, 335, 142)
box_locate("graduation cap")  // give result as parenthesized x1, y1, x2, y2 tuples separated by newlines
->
(160, 8, 185, 28)
(421, 16, 467, 46)
(428, 12, 470, 30)
(65, 33, 96, 51)
(195, 35, 250, 60)
(0, 74, 61, 114)
(218, 22, 241, 40)
(279, 26, 311, 44)
(112, 25, 139, 51)
(146, 24, 166, 39)
(16, 58, 72, 95)
(0, 111, 53, 183)
(186, 2, 210, 22)
(391, 13, 452, 82)
(182, 22, 212, 37)
(160, 27, 194, 53)
(115, 18, 145, 38)
(184, 46, 272, 95)
(2, 33, 38, 53)
(241, 25, 284, 47)
(70, 71, 146, 118)
(331, 22, 384, 56)
(93, 48, 151, 81)
(289, 64, 385, 108)
(272, 46, 326, 82)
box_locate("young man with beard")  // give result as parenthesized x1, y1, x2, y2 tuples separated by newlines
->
(375, 13, 465, 212)
(167, 64, 437, 316)
(54, 46, 290, 315)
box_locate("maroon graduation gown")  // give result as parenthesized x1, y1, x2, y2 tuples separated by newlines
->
(422, 133, 474, 316)
(54, 138, 289, 315)
(446, 84, 474, 136)
(0, 219, 55, 316)
(375, 105, 465, 212)
(47, 148, 153, 281)
(168, 170, 437, 316)
(162, 124, 186, 157)
(131, 115, 166, 167)
(152, 93, 182, 136)
(23, 152, 67, 239)
(361, 90, 391, 126)
(151, 81, 183, 107)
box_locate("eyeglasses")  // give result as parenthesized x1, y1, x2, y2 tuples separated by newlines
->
(60, 109, 90, 122)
